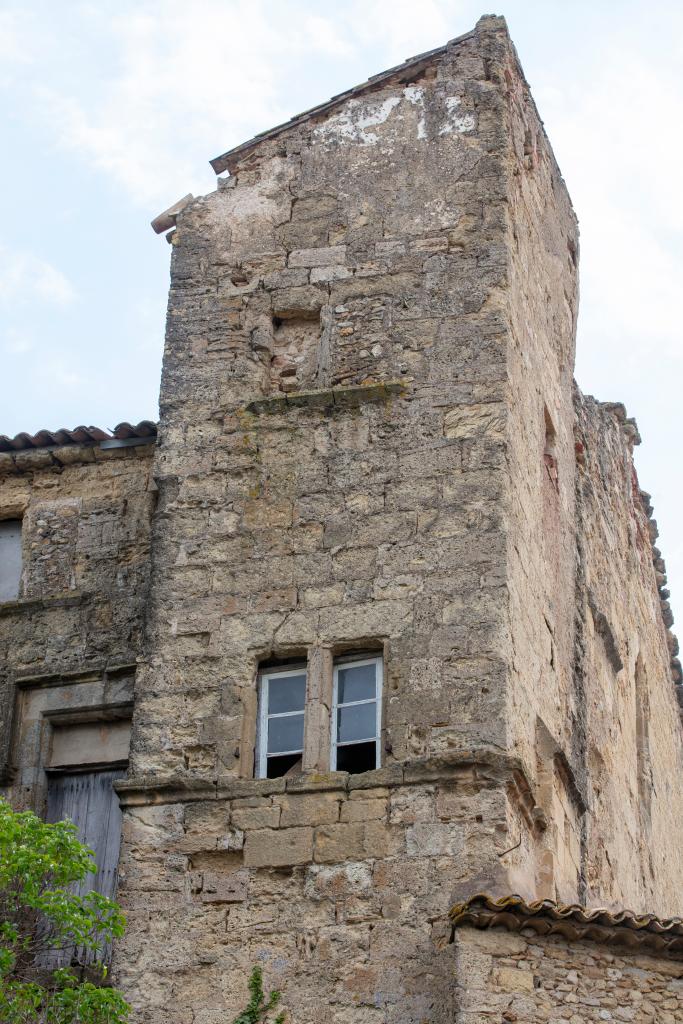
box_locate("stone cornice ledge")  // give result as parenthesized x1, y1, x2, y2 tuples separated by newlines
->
(244, 380, 407, 416)
(115, 748, 523, 807)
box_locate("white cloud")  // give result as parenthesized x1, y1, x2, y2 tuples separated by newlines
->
(340, 0, 453, 60)
(0, 245, 76, 308)
(538, 38, 683, 369)
(2, 327, 34, 356)
(27, 1, 350, 205)
(0, 7, 32, 67)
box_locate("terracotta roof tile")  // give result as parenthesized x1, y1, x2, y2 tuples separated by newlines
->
(0, 421, 157, 453)
(112, 420, 157, 440)
(450, 893, 683, 955)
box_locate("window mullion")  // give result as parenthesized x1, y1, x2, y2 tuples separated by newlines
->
(258, 675, 269, 779)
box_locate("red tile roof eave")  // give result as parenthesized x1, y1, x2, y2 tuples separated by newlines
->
(0, 421, 157, 453)
(450, 893, 683, 955)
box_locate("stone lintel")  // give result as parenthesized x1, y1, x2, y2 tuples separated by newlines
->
(13, 659, 137, 688)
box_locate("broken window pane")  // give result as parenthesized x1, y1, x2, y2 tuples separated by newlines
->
(266, 753, 302, 779)
(336, 742, 376, 775)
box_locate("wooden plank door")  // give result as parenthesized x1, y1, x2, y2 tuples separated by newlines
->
(46, 768, 126, 966)
(47, 769, 125, 901)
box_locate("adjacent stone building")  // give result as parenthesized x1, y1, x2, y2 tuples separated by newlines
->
(2, 15, 682, 1023)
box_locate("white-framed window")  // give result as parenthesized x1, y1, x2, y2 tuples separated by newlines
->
(256, 666, 306, 779)
(331, 655, 382, 774)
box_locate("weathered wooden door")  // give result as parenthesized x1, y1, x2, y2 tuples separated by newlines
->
(46, 769, 125, 902)
(45, 769, 125, 966)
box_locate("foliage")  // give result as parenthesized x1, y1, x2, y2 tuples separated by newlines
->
(232, 966, 285, 1024)
(0, 798, 130, 1024)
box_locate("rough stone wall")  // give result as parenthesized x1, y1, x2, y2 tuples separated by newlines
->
(486, 37, 683, 914)
(573, 395, 683, 918)
(0, 442, 155, 802)
(453, 925, 683, 1023)
(130, 18, 519, 783)
(502, 382, 683, 915)
(489, 30, 581, 905)
(115, 764, 509, 1023)
(0, 11, 679, 1024)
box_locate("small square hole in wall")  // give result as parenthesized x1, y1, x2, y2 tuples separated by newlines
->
(543, 405, 557, 455)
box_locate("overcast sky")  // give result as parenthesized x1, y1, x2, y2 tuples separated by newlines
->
(1, 0, 682, 625)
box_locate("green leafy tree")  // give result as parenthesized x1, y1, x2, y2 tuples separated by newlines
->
(0, 797, 130, 1024)
(232, 966, 285, 1024)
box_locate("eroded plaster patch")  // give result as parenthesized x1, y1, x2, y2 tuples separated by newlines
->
(403, 85, 427, 140)
(313, 95, 402, 145)
(439, 96, 476, 135)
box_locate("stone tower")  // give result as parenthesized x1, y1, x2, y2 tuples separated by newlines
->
(3, 13, 683, 1024)
(109, 14, 683, 1020)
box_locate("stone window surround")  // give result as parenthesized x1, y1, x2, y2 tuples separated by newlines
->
(4, 665, 134, 812)
(241, 641, 386, 780)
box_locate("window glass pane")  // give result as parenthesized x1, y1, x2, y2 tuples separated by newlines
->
(337, 662, 376, 704)
(267, 713, 304, 754)
(337, 702, 376, 744)
(268, 673, 306, 714)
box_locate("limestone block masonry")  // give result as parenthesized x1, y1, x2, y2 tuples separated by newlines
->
(0, 437, 156, 800)
(2, 13, 683, 1024)
(453, 924, 683, 1023)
